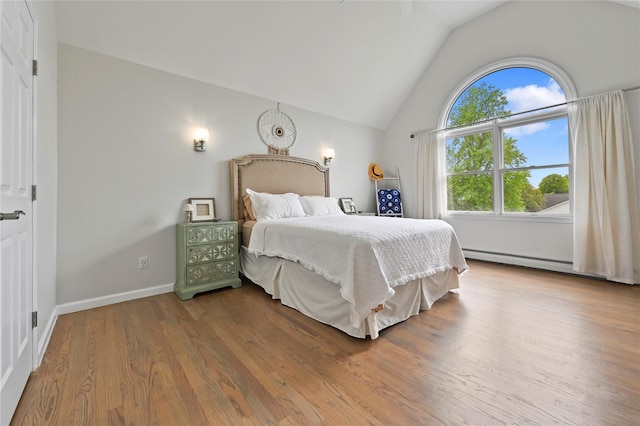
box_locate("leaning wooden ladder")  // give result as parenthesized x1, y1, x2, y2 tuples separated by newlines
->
(375, 169, 404, 217)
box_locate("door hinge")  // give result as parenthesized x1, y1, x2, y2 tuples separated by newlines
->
(32, 59, 38, 76)
(31, 185, 37, 201)
(32, 311, 37, 328)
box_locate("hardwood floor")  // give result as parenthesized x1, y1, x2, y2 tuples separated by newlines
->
(11, 260, 640, 425)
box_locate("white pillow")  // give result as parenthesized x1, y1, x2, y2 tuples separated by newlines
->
(246, 188, 306, 221)
(299, 196, 346, 217)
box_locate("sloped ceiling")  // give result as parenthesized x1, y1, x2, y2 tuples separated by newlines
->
(54, 0, 635, 129)
(54, 0, 514, 129)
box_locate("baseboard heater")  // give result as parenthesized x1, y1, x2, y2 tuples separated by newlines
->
(462, 248, 574, 275)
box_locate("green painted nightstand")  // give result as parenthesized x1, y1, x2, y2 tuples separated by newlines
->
(175, 221, 241, 300)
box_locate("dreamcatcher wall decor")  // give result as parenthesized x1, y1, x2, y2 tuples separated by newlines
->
(258, 103, 297, 155)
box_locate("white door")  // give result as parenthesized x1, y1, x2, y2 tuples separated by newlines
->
(0, 0, 34, 424)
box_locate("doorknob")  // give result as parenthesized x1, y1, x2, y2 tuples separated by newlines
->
(0, 210, 25, 221)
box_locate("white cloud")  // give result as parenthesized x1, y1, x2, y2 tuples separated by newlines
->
(504, 80, 565, 113)
(502, 80, 565, 137)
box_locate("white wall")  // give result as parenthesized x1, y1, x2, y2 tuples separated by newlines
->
(56, 44, 383, 305)
(383, 1, 640, 267)
(31, 0, 58, 363)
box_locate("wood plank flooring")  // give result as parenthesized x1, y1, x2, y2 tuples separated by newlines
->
(11, 260, 640, 425)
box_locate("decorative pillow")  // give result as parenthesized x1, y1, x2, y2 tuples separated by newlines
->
(299, 196, 346, 217)
(242, 195, 257, 221)
(246, 188, 306, 221)
(378, 189, 402, 215)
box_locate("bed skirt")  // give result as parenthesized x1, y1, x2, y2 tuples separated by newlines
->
(240, 246, 459, 339)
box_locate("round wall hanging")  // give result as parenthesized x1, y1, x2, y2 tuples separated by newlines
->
(258, 104, 297, 153)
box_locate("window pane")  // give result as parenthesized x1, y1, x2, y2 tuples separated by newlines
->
(447, 173, 493, 212)
(448, 68, 566, 127)
(503, 117, 569, 168)
(446, 132, 494, 173)
(503, 166, 569, 213)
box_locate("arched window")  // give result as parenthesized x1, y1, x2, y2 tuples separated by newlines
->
(442, 58, 576, 216)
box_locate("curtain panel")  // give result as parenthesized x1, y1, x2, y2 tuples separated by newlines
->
(569, 90, 640, 284)
(416, 131, 446, 219)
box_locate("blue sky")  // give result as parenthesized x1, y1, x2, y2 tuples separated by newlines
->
(452, 67, 569, 188)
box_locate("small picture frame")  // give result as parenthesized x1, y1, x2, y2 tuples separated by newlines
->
(189, 198, 216, 222)
(339, 197, 357, 215)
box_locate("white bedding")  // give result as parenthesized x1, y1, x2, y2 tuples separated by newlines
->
(247, 215, 468, 327)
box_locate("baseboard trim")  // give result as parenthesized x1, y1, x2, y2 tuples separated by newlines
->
(57, 282, 175, 316)
(36, 306, 58, 367)
(463, 249, 575, 275)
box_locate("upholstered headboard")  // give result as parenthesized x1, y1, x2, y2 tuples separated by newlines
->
(230, 154, 330, 226)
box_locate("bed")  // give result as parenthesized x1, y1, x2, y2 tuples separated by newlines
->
(230, 154, 468, 339)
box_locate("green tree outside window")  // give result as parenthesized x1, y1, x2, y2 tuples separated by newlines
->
(447, 83, 537, 212)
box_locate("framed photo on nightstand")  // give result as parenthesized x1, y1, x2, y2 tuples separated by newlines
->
(189, 198, 216, 222)
(339, 197, 357, 215)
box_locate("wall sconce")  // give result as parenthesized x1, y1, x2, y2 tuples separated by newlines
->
(183, 203, 194, 223)
(324, 148, 335, 166)
(193, 128, 209, 152)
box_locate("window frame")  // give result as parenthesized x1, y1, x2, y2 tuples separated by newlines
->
(441, 58, 576, 222)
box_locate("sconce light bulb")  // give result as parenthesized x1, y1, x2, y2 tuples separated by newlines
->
(194, 128, 209, 142)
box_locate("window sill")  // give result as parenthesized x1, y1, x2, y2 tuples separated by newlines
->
(445, 212, 573, 224)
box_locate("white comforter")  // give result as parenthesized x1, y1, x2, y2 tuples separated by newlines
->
(247, 215, 468, 328)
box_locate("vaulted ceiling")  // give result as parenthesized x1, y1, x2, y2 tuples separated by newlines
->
(53, 1, 637, 130)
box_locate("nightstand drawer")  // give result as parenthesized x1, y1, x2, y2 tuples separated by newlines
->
(186, 242, 236, 265)
(186, 223, 235, 245)
(186, 259, 238, 286)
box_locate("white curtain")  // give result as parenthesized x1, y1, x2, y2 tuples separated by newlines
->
(569, 90, 640, 284)
(416, 131, 446, 219)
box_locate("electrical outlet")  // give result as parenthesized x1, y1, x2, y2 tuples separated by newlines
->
(138, 256, 149, 269)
